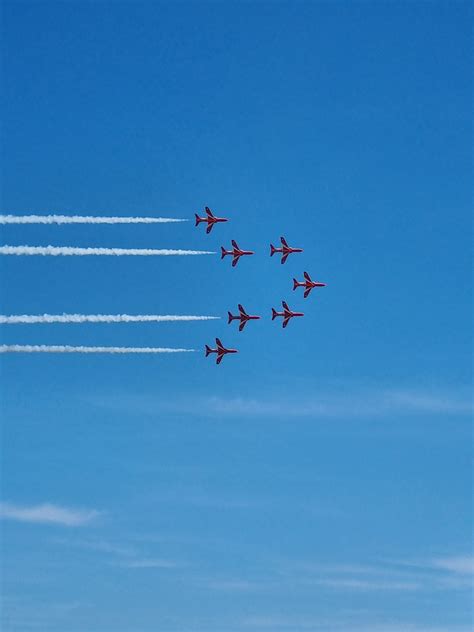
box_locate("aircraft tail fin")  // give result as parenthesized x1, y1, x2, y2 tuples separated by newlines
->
(205, 344, 212, 357)
(220, 246, 227, 259)
(293, 278, 298, 291)
(228, 311, 235, 324)
(195, 213, 202, 226)
(271, 308, 278, 321)
(270, 244, 276, 256)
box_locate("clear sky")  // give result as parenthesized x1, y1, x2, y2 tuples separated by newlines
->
(0, 2, 472, 631)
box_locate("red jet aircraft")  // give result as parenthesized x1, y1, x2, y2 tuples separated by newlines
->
(221, 240, 254, 267)
(195, 207, 228, 234)
(271, 301, 304, 328)
(205, 338, 238, 364)
(293, 271, 327, 298)
(270, 236, 303, 264)
(228, 304, 261, 332)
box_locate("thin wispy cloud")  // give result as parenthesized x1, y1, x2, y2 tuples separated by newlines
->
(1, 597, 86, 632)
(87, 385, 472, 422)
(150, 490, 258, 510)
(278, 556, 474, 594)
(54, 537, 136, 558)
(393, 555, 474, 578)
(199, 388, 472, 418)
(204, 555, 474, 598)
(310, 577, 421, 591)
(118, 558, 181, 569)
(55, 536, 182, 571)
(0, 502, 100, 526)
(430, 556, 474, 575)
(243, 614, 327, 629)
(388, 391, 473, 415)
(273, 562, 423, 594)
(242, 617, 472, 632)
(143, 488, 339, 519)
(200, 578, 262, 592)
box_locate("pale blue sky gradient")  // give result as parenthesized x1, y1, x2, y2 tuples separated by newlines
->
(0, 2, 472, 631)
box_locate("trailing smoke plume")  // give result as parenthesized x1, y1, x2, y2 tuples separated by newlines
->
(0, 246, 214, 256)
(0, 214, 186, 224)
(0, 314, 219, 324)
(0, 345, 195, 354)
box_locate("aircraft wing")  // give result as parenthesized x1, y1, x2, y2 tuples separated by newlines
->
(282, 301, 290, 311)
(206, 223, 214, 234)
(304, 271, 311, 281)
(282, 317, 290, 328)
(216, 338, 224, 351)
(239, 321, 246, 332)
(205, 207, 214, 218)
(238, 304, 247, 316)
(280, 236, 289, 247)
(281, 253, 289, 265)
(216, 354, 224, 364)
(304, 287, 312, 298)
(231, 239, 239, 249)
(232, 255, 240, 267)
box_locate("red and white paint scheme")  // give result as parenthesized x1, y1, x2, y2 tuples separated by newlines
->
(270, 236, 303, 264)
(293, 271, 326, 298)
(271, 301, 304, 328)
(227, 304, 261, 332)
(205, 338, 238, 364)
(221, 240, 254, 267)
(195, 207, 228, 234)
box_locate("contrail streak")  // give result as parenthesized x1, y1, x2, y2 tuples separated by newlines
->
(0, 245, 214, 256)
(0, 314, 220, 324)
(0, 214, 187, 224)
(0, 345, 195, 354)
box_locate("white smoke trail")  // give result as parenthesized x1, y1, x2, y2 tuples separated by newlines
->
(0, 245, 214, 256)
(0, 214, 187, 224)
(0, 314, 220, 324)
(0, 345, 195, 354)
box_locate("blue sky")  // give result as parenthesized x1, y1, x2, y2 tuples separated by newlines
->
(0, 1, 472, 630)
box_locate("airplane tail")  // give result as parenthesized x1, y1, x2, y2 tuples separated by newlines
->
(271, 308, 278, 321)
(293, 278, 299, 291)
(220, 246, 227, 259)
(205, 344, 212, 357)
(270, 244, 277, 256)
(227, 311, 236, 324)
(195, 213, 202, 226)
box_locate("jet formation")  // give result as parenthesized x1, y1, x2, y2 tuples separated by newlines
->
(228, 304, 261, 332)
(195, 206, 326, 363)
(221, 240, 254, 267)
(205, 338, 237, 364)
(195, 207, 228, 234)
(271, 301, 304, 329)
(270, 236, 303, 264)
(293, 271, 327, 298)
